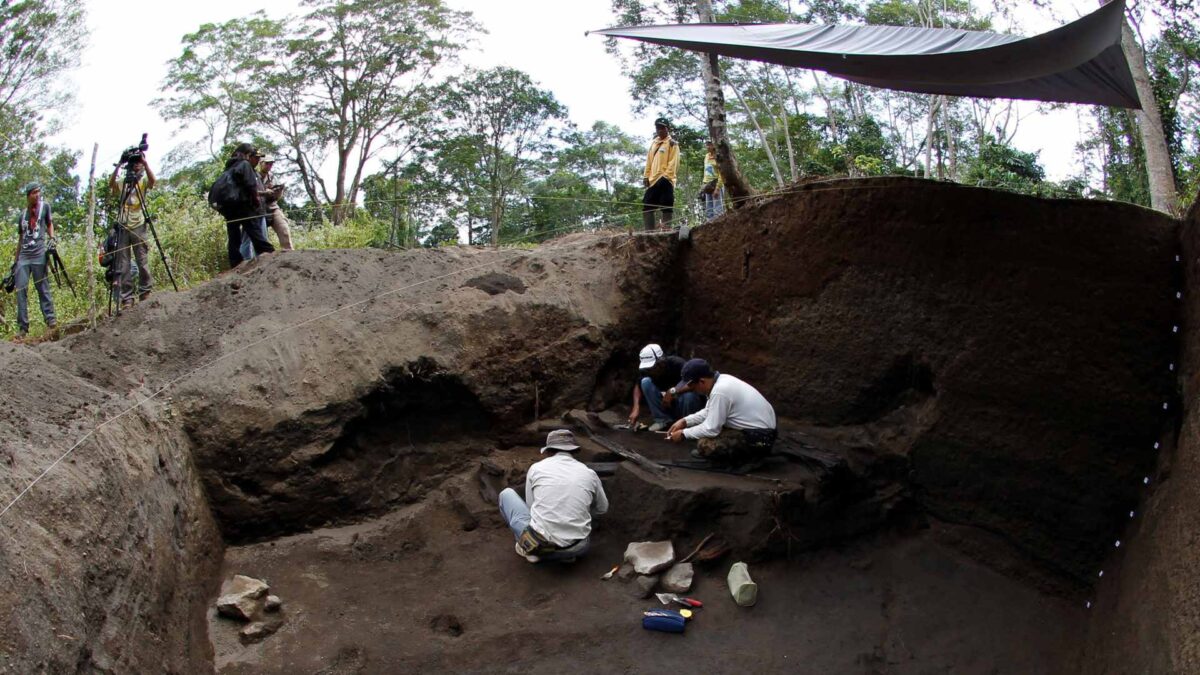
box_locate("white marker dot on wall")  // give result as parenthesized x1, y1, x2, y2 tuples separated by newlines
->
(1170, 363, 1176, 371)
(1177, 292, 1183, 299)
(1144, 477, 1151, 484)
(1130, 511, 1136, 518)
(1115, 540, 1122, 548)
(1154, 442, 1161, 450)
(1173, 326, 1180, 333)
(1086, 601, 1092, 609)
(1099, 570, 1104, 578)
(1164, 402, 1170, 410)
(1177, 255, 1182, 262)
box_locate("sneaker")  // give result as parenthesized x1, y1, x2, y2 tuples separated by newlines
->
(13, 332, 27, 343)
(515, 541, 540, 564)
(648, 420, 670, 433)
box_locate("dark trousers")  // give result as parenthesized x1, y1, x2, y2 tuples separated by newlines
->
(226, 211, 275, 268)
(697, 427, 777, 466)
(642, 177, 674, 230)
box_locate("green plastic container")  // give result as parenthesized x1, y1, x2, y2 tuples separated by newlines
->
(727, 562, 757, 607)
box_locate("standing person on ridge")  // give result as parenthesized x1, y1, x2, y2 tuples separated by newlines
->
(642, 116, 680, 231)
(702, 140, 725, 220)
(258, 155, 293, 251)
(108, 152, 157, 307)
(222, 143, 275, 268)
(10, 183, 56, 341)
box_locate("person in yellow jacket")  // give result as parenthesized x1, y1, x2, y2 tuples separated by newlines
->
(703, 140, 725, 220)
(642, 117, 680, 231)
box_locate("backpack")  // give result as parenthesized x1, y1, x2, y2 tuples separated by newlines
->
(207, 161, 251, 216)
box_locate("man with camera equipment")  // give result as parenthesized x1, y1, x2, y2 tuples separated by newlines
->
(213, 143, 275, 268)
(108, 142, 157, 307)
(10, 183, 57, 340)
(258, 156, 292, 251)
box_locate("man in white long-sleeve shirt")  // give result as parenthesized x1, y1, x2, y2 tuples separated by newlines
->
(667, 358, 778, 468)
(498, 429, 609, 564)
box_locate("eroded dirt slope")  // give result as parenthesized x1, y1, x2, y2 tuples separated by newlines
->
(682, 177, 1179, 585)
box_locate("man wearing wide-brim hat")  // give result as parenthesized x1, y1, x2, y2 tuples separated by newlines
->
(498, 429, 609, 564)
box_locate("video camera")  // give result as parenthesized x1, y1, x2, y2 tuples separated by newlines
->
(118, 133, 149, 183)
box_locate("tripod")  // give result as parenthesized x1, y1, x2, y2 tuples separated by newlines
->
(113, 173, 178, 315)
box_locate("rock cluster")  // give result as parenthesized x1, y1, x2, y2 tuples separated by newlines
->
(215, 575, 285, 644)
(621, 541, 694, 597)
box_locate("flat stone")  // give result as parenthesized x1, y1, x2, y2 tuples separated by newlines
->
(624, 541, 675, 575)
(660, 563, 694, 593)
(223, 575, 269, 599)
(217, 594, 261, 622)
(265, 595, 282, 612)
(630, 575, 659, 599)
(239, 620, 280, 644)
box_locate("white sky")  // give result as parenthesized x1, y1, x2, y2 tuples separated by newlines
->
(51, 0, 1113, 186)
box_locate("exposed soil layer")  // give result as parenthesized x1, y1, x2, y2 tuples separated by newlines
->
(1080, 197, 1199, 673)
(0, 346, 222, 673)
(2, 178, 1192, 673)
(682, 177, 1179, 585)
(210, 454, 1083, 675)
(36, 234, 678, 542)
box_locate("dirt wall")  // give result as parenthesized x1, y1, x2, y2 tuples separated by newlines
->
(1080, 196, 1200, 674)
(0, 347, 222, 673)
(681, 177, 1178, 584)
(37, 234, 678, 542)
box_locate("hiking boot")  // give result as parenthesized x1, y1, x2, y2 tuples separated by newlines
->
(515, 541, 539, 564)
(13, 331, 27, 344)
(648, 420, 670, 433)
(138, 291, 151, 302)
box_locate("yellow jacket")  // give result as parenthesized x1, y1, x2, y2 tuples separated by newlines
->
(703, 151, 724, 188)
(645, 136, 680, 186)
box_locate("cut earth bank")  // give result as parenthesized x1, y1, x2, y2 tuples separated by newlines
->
(0, 176, 1192, 673)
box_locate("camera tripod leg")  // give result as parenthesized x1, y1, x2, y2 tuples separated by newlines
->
(135, 186, 178, 292)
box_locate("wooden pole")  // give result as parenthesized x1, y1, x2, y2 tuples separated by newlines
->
(84, 143, 98, 327)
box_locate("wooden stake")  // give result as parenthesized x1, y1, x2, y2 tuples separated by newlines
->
(84, 143, 98, 327)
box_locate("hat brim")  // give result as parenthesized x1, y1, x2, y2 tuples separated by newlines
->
(638, 356, 657, 370)
(540, 443, 581, 454)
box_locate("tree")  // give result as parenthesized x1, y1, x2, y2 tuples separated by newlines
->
(697, 0, 754, 206)
(155, 14, 284, 158)
(441, 67, 568, 246)
(159, 0, 479, 224)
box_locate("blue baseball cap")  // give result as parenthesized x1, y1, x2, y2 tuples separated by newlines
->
(677, 358, 714, 389)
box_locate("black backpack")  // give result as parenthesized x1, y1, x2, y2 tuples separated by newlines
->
(207, 161, 251, 216)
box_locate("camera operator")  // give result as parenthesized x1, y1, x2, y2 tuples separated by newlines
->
(11, 183, 57, 340)
(108, 147, 157, 307)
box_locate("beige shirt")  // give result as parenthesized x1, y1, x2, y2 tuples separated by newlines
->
(526, 453, 609, 546)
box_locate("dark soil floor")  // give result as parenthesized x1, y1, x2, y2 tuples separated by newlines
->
(210, 446, 1084, 675)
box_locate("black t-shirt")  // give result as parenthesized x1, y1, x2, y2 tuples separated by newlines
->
(647, 355, 686, 391)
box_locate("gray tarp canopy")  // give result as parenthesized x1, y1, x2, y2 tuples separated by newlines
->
(591, 0, 1139, 109)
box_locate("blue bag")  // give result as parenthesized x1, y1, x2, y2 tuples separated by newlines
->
(642, 609, 687, 633)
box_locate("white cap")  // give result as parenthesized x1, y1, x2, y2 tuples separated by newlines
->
(638, 343, 664, 370)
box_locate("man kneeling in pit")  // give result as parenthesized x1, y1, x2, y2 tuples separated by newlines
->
(499, 430, 609, 563)
(667, 358, 778, 470)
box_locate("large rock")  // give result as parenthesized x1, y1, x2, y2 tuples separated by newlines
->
(216, 575, 270, 621)
(624, 541, 675, 575)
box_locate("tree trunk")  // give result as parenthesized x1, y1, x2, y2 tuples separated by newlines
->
(1119, 18, 1179, 215)
(697, 0, 753, 207)
(731, 76, 785, 188)
(923, 95, 939, 179)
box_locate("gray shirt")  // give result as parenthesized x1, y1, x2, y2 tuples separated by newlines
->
(16, 201, 51, 264)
